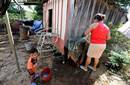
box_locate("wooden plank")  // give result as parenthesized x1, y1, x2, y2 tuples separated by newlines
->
(5, 11, 21, 72)
(89, 0, 97, 23)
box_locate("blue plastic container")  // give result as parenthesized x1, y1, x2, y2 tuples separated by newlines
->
(31, 82, 37, 85)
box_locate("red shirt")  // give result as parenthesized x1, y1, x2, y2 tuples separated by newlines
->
(90, 22, 109, 44)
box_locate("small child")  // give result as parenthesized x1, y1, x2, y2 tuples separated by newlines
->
(27, 48, 39, 82)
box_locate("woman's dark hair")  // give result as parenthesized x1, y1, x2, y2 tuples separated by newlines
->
(29, 47, 38, 53)
(94, 13, 105, 21)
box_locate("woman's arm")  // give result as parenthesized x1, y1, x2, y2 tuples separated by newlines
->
(107, 31, 111, 40)
(28, 69, 35, 75)
(84, 23, 98, 36)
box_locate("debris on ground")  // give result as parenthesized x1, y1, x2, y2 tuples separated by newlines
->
(0, 35, 129, 85)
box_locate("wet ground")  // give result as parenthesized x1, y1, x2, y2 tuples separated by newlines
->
(0, 34, 128, 85)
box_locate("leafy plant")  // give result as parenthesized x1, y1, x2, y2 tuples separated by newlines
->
(32, 11, 42, 20)
(108, 51, 130, 72)
(104, 22, 130, 75)
(115, 0, 130, 7)
(33, 5, 43, 20)
(7, 3, 26, 20)
(106, 24, 130, 53)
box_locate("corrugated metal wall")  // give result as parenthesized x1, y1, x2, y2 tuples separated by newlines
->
(66, 0, 127, 47)
(43, 0, 127, 50)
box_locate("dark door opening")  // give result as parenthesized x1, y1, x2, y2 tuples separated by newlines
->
(48, 9, 53, 28)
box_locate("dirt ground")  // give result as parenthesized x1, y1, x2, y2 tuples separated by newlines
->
(0, 35, 129, 85)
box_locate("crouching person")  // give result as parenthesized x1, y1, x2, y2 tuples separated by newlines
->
(27, 48, 39, 83)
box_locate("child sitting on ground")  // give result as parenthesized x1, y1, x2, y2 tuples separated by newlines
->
(27, 48, 39, 82)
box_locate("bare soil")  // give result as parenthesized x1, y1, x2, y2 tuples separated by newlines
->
(0, 35, 129, 85)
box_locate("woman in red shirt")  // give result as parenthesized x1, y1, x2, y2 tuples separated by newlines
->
(80, 13, 111, 71)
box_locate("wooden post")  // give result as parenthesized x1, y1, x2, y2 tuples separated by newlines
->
(5, 11, 21, 72)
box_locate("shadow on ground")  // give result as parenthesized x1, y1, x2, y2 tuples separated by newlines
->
(0, 35, 107, 85)
(39, 54, 108, 85)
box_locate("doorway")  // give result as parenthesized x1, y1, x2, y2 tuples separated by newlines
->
(48, 9, 53, 28)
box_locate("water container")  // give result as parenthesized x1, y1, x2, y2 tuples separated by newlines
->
(31, 82, 37, 85)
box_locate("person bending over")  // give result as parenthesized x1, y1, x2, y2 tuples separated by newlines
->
(80, 13, 111, 71)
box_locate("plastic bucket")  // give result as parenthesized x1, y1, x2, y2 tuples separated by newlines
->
(41, 67, 52, 82)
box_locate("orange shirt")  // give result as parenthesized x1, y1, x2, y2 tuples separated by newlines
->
(27, 56, 37, 73)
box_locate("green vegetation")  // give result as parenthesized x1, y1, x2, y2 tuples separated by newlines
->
(33, 5, 43, 20)
(105, 24, 130, 74)
(115, 0, 130, 7)
(7, 3, 26, 20)
(109, 51, 130, 72)
(107, 24, 130, 51)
